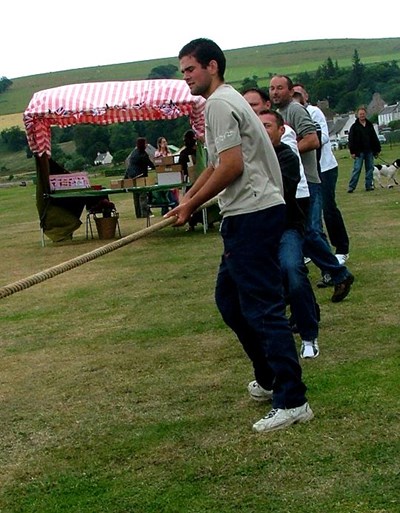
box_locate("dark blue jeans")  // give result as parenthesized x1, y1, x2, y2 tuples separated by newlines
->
(215, 205, 307, 410)
(304, 182, 350, 284)
(279, 228, 319, 341)
(348, 152, 375, 190)
(321, 166, 350, 255)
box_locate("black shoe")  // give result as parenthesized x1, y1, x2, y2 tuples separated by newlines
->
(331, 274, 354, 303)
(317, 273, 334, 288)
(347, 188, 354, 193)
(365, 187, 374, 191)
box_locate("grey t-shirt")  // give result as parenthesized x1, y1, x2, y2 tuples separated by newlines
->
(205, 84, 284, 217)
(278, 101, 320, 184)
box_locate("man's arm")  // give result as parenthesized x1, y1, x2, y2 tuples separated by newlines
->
(297, 132, 320, 154)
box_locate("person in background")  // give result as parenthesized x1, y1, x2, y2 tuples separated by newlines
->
(125, 137, 155, 179)
(178, 129, 199, 230)
(155, 136, 172, 158)
(154, 136, 178, 214)
(166, 38, 313, 433)
(125, 137, 155, 217)
(242, 87, 271, 112)
(347, 106, 381, 193)
(179, 129, 197, 182)
(258, 109, 320, 359)
(242, 87, 320, 358)
(293, 83, 350, 272)
(269, 74, 354, 303)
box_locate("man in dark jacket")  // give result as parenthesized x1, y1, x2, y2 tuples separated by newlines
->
(347, 106, 381, 192)
(258, 109, 320, 359)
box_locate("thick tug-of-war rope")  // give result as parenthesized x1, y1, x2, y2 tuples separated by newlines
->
(0, 198, 218, 300)
(0, 217, 176, 300)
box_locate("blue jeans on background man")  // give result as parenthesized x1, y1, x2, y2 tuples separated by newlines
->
(215, 205, 307, 410)
(320, 166, 350, 255)
(304, 182, 351, 284)
(348, 152, 375, 191)
(279, 228, 319, 341)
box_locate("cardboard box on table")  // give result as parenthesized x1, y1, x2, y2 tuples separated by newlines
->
(156, 164, 183, 186)
(110, 179, 124, 189)
(110, 176, 157, 189)
(154, 155, 180, 167)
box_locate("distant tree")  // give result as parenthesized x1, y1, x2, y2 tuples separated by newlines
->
(315, 57, 338, 81)
(109, 123, 139, 154)
(51, 144, 68, 165)
(240, 76, 259, 92)
(112, 149, 131, 165)
(64, 155, 87, 172)
(389, 119, 400, 130)
(0, 126, 27, 151)
(73, 125, 110, 162)
(51, 126, 74, 143)
(369, 113, 379, 124)
(148, 64, 178, 79)
(295, 71, 312, 87)
(348, 49, 364, 90)
(0, 76, 12, 93)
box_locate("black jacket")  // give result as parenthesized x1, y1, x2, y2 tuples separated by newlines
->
(125, 149, 155, 178)
(274, 142, 306, 234)
(348, 118, 381, 157)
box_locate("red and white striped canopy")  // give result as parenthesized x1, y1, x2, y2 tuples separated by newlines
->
(23, 79, 206, 156)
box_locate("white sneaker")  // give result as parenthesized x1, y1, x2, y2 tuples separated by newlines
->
(252, 402, 314, 433)
(300, 339, 320, 359)
(247, 380, 273, 402)
(304, 257, 311, 265)
(335, 253, 349, 265)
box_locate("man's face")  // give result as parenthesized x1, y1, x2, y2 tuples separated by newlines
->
(258, 113, 284, 147)
(243, 90, 271, 114)
(269, 77, 292, 108)
(357, 109, 367, 122)
(180, 55, 212, 98)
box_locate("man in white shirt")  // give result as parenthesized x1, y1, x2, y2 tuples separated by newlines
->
(293, 84, 350, 273)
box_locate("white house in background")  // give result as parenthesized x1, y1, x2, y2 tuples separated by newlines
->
(94, 151, 113, 165)
(327, 113, 356, 141)
(378, 103, 400, 127)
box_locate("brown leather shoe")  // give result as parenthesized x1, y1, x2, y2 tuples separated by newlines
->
(331, 274, 354, 303)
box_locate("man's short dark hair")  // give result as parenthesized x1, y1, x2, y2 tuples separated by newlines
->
(292, 82, 305, 90)
(259, 109, 284, 127)
(178, 38, 226, 80)
(272, 74, 294, 90)
(242, 87, 270, 103)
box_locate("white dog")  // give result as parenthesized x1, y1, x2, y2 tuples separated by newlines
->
(373, 159, 400, 188)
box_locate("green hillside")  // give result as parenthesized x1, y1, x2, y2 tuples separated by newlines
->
(1, 37, 400, 116)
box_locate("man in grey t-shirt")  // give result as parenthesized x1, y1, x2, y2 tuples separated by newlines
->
(166, 39, 313, 433)
(270, 75, 354, 303)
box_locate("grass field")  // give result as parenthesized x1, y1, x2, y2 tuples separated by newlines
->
(0, 113, 25, 131)
(0, 146, 399, 512)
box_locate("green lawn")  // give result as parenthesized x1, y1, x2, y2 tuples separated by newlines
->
(0, 147, 399, 512)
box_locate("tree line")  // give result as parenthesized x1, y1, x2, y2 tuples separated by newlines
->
(2, 52, 400, 171)
(240, 50, 400, 113)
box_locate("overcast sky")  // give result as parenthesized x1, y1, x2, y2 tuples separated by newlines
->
(3, 0, 400, 79)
